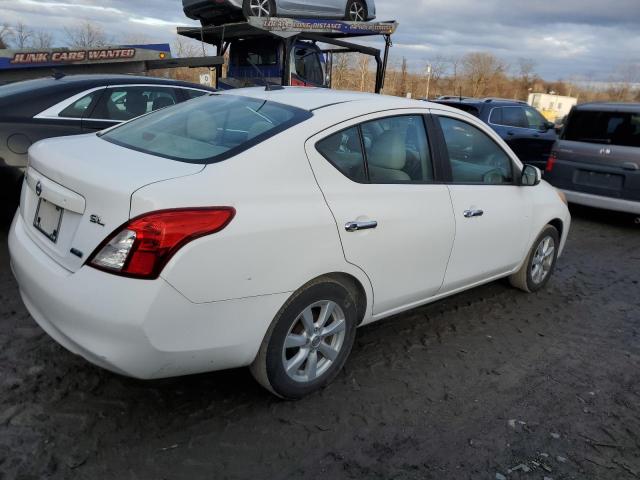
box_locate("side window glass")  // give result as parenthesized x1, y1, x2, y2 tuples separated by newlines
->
(438, 116, 514, 185)
(316, 127, 366, 182)
(524, 107, 547, 130)
(500, 107, 528, 128)
(362, 115, 433, 183)
(91, 87, 178, 121)
(58, 91, 100, 118)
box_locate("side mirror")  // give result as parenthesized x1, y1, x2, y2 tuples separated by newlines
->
(542, 121, 555, 131)
(521, 164, 542, 186)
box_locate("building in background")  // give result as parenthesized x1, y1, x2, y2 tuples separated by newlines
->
(528, 92, 578, 122)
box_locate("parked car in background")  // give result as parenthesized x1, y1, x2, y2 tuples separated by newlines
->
(431, 98, 557, 170)
(183, 0, 376, 26)
(0, 74, 216, 170)
(9, 88, 570, 398)
(545, 103, 640, 215)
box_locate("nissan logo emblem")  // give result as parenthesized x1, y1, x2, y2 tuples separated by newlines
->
(35, 181, 42, 197)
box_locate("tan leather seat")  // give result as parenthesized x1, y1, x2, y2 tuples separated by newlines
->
(187, 111, 218, 143)
(368, 130, 410, 182)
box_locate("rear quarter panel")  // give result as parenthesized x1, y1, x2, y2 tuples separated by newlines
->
(130, 123, 374, 315)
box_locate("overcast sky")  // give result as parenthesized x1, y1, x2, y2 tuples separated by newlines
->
(1, 0, 639, 82)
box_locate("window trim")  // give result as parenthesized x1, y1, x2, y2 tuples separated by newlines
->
(34, 84, 214, 123)
(432, 111, 521, 186)
(315, 113, 442, 185)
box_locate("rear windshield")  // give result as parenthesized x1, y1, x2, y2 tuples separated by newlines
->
(563, 109, 640, 147)
(101, 94, 311, 163)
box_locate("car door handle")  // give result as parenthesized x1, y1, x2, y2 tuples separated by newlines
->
(622, 162, 638, 171)
(345, 220, 378, 232)
(463, 209, 484, 218)
(506, 131, 514, 136)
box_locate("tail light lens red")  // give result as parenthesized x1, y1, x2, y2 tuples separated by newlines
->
(88, 208, 235, 279)
(546, 152, 558, 173)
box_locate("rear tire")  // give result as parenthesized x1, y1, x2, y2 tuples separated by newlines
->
(243, 0, 276, 19)
(250, 278, 358, 399)
(345, 0, 368, 21)
(509, 225, 560, 293)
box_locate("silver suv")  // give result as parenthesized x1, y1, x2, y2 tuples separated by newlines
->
(545, 103, 640, 215)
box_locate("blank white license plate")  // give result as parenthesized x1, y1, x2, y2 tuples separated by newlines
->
(34, 198, 64, 243)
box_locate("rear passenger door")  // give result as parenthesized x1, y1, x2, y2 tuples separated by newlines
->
(305, 112, 455, 317)
(432, 110, 532, 291)
(83, 85, 180, 131)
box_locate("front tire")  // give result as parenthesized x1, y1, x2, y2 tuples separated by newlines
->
(345, 0, 368, 21)
(250, 278, 358, 399)
(509, 225, 560, 293)
(243, 0, 276, 19)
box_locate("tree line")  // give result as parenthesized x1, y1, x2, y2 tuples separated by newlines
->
(333, 52, 640, 103)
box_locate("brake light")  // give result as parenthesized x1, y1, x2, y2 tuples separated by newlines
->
(88, 208, 235, 279)
(546, 152, 557, 173)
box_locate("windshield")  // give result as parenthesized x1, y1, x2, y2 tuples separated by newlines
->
(101, 94, 311, 163)
(563, 109, 640, 147)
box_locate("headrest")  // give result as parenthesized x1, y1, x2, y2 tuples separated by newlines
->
(125, 91, 147, 117)
(187, 111, 217, 143)
(152, 96, 175, 111)
(368, 130, 406, 170)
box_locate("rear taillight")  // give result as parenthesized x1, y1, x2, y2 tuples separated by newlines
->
(88, 208, 235, 279)
(546, 152, 558, 173)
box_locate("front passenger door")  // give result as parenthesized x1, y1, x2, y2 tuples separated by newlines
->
(434, 112, 532, 292)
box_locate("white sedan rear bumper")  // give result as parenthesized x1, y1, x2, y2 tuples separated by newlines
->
(8, 212, 288, 379)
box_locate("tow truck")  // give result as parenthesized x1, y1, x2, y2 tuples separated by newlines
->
(177, 16, 398, 93)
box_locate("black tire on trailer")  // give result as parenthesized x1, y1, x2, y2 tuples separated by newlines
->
(243, 0, 277, 19)
(345, 0, 368, 21)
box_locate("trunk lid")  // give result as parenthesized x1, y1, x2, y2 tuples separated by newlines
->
(21, 133, 204, 272)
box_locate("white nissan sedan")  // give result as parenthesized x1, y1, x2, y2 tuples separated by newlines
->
(9, 88, 570, 398)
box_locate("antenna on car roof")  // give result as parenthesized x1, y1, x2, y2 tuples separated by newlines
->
(246, 58, 285, 92)
(51, 70, 66, 80)
(459, 87, 463, 102)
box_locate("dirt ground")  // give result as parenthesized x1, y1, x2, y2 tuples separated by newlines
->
(0, 171, 639, 480)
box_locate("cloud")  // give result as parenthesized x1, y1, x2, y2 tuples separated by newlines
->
(1, 0, 638, 81)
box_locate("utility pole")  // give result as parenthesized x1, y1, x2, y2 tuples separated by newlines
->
(425, 63, 432, 100)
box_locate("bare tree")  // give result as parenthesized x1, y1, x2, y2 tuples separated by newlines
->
(461, 52, 505, 97)
(65, 21, 110, 48)
(357, 55, 370, 92)
(332, 53, 351, 90)
(173, 36, 205, 58)
(32, 30, 54, 49)
(9, 22, 33, 49)
(0, 23, 11, 49)
(396, 57, 409, 97)
(517, 58, 536, 99)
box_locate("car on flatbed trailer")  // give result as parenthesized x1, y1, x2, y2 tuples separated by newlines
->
(183, 0, 376, 26)
(544, 102, 640, 215)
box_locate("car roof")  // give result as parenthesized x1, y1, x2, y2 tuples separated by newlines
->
(432, 97, 527, 107)
(222, 86, 438, 112)
(1, 74, 216, 92)
(573, 102, 640, 113)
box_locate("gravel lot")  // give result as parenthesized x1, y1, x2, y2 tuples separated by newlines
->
(0, 171, 639, 480)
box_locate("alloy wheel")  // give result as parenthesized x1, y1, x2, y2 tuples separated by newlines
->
(348, 1, 366, 21)
(249, 0, 272, 17)
(282, 300, 347, 383)
(531, 235, 555, 284)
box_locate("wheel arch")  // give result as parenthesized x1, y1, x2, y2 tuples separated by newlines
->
(548, 217, 564, 238)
